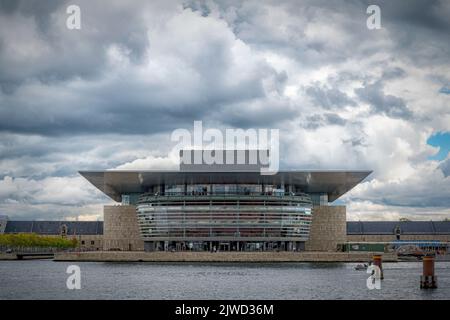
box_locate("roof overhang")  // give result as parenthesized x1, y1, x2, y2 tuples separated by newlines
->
(80, 170, 372, 203)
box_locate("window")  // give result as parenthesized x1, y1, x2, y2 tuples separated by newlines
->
(81, 240, 85, 245)
(121, 195, 130, 205)
(91, 241, 95, 245)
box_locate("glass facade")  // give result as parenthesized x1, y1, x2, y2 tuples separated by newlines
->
(134, 184, 313, 251)
(310, 193, 329, 206)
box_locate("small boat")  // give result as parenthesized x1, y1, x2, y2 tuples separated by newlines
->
(354, 263, 368, 271)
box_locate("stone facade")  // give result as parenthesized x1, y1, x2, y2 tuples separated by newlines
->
(40, 235, 104, 251)
(103, 205, 144, 251)
(305, 206, 346, 252)
(71, 235, 104, 251)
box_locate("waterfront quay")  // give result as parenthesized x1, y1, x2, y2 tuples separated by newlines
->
(52, 251, 398, 262)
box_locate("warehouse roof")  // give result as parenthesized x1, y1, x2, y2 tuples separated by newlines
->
(346, 221, 450, 235)
(4, 221, 103, 235)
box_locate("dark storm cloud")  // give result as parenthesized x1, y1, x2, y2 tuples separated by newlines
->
(306, 85, 356, 110)
(0, 0, 63, 32)
(302, 113, 347, 130)
(342, 137, 367, 147)
(217, 0, 366, 67)
(210, 0, 450, 68)
(354, 81, 413, 119)
(366, 0, 450, 67)
(0, 95, 206, 136)
(377, 0, 450, 33)
(0, 0, 295, 136)
(0, 0, 151, 93)
(381, 67, 406, 80)
(324, 113, 347, 126)
(0, 0, 447, 137)
(0, 0, 449, 220)
(0, 69, 271, 136)
(440, 158, 450, 177)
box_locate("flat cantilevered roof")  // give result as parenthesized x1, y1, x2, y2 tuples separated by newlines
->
(79, 170, 371, 203)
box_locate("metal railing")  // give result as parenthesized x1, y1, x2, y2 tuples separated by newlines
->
(138, 191, 312, 204)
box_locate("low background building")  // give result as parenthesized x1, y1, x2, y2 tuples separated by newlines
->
(0, 218, 103, 251)
(347, 221, 450, 243)
(2, 218, 449, 252)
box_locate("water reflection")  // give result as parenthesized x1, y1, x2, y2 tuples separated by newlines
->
(0, 260, 448, 300)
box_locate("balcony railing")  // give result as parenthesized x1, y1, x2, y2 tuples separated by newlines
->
(137, 191, 312, 204)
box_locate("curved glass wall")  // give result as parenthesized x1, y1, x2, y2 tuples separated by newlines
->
(135, 185, 312, 242)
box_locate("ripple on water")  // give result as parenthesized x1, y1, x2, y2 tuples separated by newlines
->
(0, 260, 449, 299)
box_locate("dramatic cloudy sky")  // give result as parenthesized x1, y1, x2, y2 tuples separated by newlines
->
(0, 0, 449, 221)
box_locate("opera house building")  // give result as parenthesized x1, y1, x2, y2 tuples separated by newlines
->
(77, 150, 372, 252)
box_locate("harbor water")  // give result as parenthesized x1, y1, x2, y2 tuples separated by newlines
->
(0, 260, 449, 299)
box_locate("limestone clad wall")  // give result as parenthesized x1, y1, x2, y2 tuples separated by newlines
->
(305, 206, 347, 252)
(72, 235, 103, 251)
(103, 205, 144, 251)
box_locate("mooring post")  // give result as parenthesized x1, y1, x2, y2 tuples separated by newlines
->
(372, 254, 383, 280)
(420, 255, 437, 289)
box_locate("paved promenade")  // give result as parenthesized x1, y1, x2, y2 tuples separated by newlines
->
(53, 251, 398, 262)
(0, 253, 17, 260)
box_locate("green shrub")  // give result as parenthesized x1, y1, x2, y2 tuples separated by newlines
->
(0, 233, 77, 248)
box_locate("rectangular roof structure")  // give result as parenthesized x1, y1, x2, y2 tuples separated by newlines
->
(79, 170, 372, 202)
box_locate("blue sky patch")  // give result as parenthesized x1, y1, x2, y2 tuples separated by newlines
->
(439, 87, 450, 94)
(427, 132, 450, 161)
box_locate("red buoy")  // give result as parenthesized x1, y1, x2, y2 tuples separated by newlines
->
(420, 256, 437, 289)
(372, 254, 384, 280)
